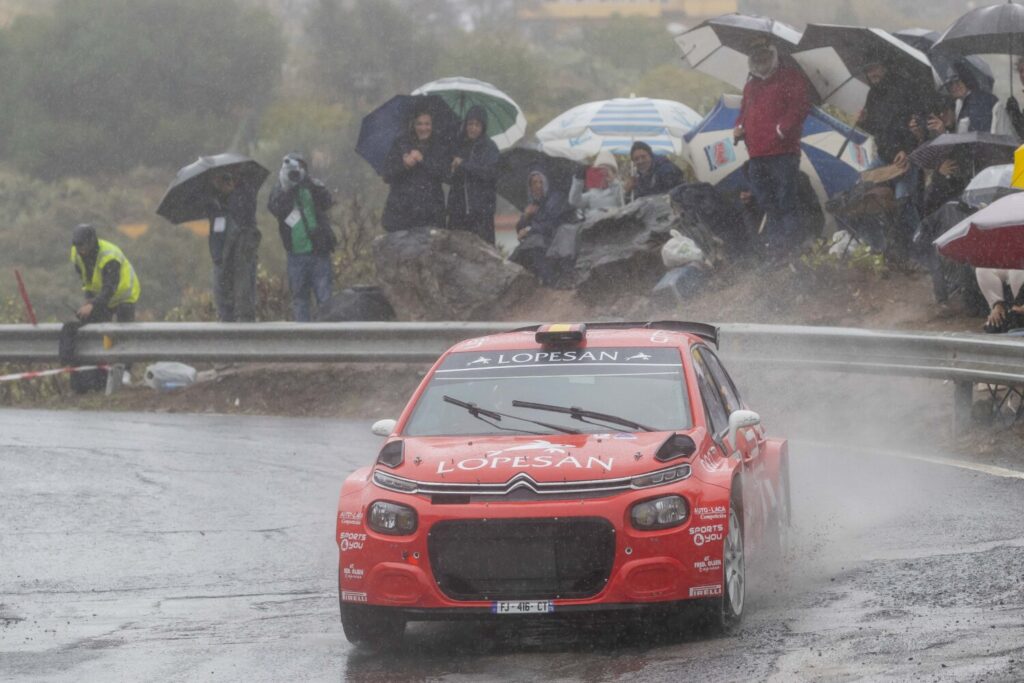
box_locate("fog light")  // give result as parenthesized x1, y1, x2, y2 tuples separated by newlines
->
(631, 495, 689, 531)
(367, 500, 418, 535)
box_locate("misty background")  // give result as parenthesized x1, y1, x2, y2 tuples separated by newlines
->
(0, 0, 980, 321)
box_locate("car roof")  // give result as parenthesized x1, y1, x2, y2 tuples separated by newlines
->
(446, 321, 719, 354)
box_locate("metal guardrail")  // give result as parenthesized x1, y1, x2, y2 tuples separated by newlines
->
(2, 321, 1022, 386)
(716, 324, 1024, 387)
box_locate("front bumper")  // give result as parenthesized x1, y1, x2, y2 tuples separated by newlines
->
(338, 481, 728, 614)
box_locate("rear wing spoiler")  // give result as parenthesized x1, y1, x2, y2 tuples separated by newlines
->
(510, 321, 719, 348)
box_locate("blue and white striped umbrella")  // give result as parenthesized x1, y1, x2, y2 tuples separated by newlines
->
(536, 96, 702, 161)
(683, 94, 877, 207)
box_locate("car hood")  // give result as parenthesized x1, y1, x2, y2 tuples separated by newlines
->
(379, 430, 704, 485)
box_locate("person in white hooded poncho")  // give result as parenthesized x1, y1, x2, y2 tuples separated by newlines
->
(568, 150, 624, 219)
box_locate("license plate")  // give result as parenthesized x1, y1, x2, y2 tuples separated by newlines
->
(491, 600, 555, 615)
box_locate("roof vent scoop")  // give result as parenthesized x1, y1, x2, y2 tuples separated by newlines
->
(377, 440, 405, 468)
(654, 433, 697, 462)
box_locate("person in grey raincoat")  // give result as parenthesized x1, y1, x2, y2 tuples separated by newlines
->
(511, 169, 573, 286)
(207, 170, 260, 322)
(447, 105, 500, 244)
(381, 108, 449, 232)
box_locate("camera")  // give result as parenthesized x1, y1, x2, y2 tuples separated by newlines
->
(283, 157, 306, 183)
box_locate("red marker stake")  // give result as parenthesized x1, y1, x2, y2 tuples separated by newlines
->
(14, 270, 38, 326)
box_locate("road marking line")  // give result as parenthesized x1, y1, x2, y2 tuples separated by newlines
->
(793, 439, 1024, 481)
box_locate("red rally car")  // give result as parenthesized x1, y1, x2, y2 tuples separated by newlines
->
(336, 321, 790, 644)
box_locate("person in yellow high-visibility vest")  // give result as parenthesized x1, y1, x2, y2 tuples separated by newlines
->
(69, 224, 141, 323)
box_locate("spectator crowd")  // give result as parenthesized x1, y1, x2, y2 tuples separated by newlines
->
(66, 14, 1024, 338)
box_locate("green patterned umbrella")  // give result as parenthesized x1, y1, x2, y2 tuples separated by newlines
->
(411, 76, 526, 151)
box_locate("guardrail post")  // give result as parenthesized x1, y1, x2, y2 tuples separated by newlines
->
(953, 380, 974, 437)
(105, 364, 125, 396)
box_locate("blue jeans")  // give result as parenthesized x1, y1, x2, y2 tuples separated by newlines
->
(747, 154, 801, 255)
(287, 252, 333, 322)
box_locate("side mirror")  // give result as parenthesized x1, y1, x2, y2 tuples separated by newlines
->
(371, 419, 396, 437)
(727, 410, 760, 449)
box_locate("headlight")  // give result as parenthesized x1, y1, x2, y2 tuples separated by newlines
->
(631, 495, 689, 530)
(630, 464, 691, 489)
(373, 470, 418, 493)
(367, 500, 418, 535)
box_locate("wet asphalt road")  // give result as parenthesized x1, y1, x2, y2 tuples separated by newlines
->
(1, 409, 1023, 682)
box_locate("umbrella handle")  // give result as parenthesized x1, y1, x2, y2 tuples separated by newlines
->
(836, 128, 854, 159)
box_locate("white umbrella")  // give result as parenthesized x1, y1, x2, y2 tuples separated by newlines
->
(793, 25, 933, 116)
(411, 76, 527, 151)
(675, 14, 803, 91)
(536, 96, 702, 162)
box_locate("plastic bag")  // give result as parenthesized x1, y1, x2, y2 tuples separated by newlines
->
(991, 99, 1015, 137)
(144, 362, 197, 392)
(827, 230, 866, 257)
(661, 229, 705, 268)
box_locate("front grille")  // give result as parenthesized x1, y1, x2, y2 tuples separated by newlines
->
(374, 470, 634, 499)
(428, 517, 616, 601)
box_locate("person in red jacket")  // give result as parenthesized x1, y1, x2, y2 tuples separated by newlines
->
(733, 39, 811, 256)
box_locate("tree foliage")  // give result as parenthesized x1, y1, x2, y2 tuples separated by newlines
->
(0, 0, 285, 178)
(305, 0, 441, 106)
(580, 17, 679, 74)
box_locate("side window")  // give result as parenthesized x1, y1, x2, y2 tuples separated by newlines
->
(701, 349, 744, 416)
(691, 348, 729, 435)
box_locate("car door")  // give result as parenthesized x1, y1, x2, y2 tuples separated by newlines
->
(693, 347, 767, 545)
(690, 346, 742, 460)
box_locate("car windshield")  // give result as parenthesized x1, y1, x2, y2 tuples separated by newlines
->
(403, 347, 691, 437)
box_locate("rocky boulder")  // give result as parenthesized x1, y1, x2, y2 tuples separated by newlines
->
(572, 195, 680, 301)
(316, 285, 396, 322)
(372, 228, 536, 320)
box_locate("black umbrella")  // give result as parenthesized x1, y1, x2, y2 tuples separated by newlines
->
(893, 28, 994, 92)
(496, 148, 578, 212)
(931, 2, 1024, 91)
(157, 153, 269, 225)
(908, 132, 1018, 174)
(675, 14, 803, 90)
(892, 27, 938, 53)
(355, 94, 460, 177)
(794, 24, 934, 115)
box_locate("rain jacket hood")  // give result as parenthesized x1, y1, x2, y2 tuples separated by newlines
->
(527, 170, 550, 200)
(594, 150, 618, 172)
(462, 105, 489, 138)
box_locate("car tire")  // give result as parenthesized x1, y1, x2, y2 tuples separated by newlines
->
(700, 489, 745, 634)
(340, 603, 406, 646)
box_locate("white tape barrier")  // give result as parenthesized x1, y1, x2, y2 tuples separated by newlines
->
(0, 365, 110, 384)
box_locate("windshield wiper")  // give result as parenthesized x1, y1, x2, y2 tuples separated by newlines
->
(443, 395, 581, 435)
(511, 399, 656, 432)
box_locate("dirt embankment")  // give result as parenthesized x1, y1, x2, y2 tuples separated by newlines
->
(8, 263, 1022, 463)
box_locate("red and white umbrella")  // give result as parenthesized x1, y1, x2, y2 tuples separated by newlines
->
(935, 192, 1024, 269)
